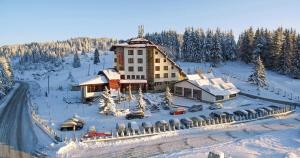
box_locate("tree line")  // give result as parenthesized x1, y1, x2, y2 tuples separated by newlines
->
(145, 27, 300, 78)
(0, 37, 116, 66)
(0, 56, 14, 99)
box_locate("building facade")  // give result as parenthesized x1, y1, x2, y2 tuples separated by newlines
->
(110, 38, 186, 90)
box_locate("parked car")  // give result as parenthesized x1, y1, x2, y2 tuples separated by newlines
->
(262, 107, 274, 113)
(126, 111, 144, 120)
(142, 122, 154, 132)
(268, 105, 280, 110)
(82, 131, 111, 139)
(233, 110, 248, 117)
(155, 120, 169, 131)
(209, 103, 223, 110)
(60, 117, 85, 131)
(255, 108, 267, 115)
(188, 105, 203, 112)
(180, 118, 193, 128)
(116, 123, 126, 135)
(245, 109, 257, 116)
(169, 118, 180, 129)
(170, 107, 186, 115)
(209, 111, 226, 119)
(199, 115, 207, 125)
(190, 117, 202, 126)
(128, 121, 140, 134)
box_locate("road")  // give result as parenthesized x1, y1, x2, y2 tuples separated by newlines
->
(0, 82, 38, 158)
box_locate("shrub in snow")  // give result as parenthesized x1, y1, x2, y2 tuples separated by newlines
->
(208, 151, 224, 158)
(72, 52, 81, 68)
(99, 87, 117, 115)
(67, 71, 75, 83)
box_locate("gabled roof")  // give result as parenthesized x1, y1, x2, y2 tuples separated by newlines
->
(175, 74, 240, 96)
(79, 75, 108, 86)
(101, 68, 120, 80)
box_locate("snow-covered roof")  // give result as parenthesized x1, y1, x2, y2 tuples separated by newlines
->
(130, 38, 149, 42)
(178, 74, 240, 96)
(79, 75, 108, 86)
(102, 69, 120, 80)
(120, 79, 147, 84)
(186, 74, 201, 80)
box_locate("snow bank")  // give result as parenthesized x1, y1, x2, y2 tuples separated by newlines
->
(0, 83, 20, 109)
(56, 141, 78, 156)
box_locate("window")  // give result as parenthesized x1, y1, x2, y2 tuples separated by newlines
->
(137, 58, 143, 63)
(216, 95, 224, 101)
(127, 75, 130, 79)
(138, 66, 143, 72)
(120, 75, 125, 79)
(155, 58, 160, 63)
(128, 58, 134, 63)
(164, 66, 168, 70)
(164, 59, 166, 62)
(87, 85, 103, 92)
(193, 89, 202, 100)
(174, 87, 183, 95)
(128, 66, 134, 72)
(164, 73, 168, 78)
(128, 50, 133, 55)
(155, 66, 160, 71)
(138, 50, 143, 55)
(141, 75, 145, 79)
(171, 66, 174, 69)
(229, 94, 237, 98)
(114, 58, 117, 62)
(155, 74, 160, 78)
(171, 73, 176, 78)
(131, 75, 135, 79)
(184, 88, 192, 98)
(136, 75, 140, 79)
(120, 66, 124, 71)
(155, 51, 158, 55)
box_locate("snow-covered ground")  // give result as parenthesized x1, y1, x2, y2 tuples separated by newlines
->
(13, 51, 300, 157)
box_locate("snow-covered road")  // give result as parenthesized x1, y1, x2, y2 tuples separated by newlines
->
(0, 82, 38, 158)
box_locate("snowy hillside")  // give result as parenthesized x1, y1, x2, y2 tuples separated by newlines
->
(13, 51, 300, 157)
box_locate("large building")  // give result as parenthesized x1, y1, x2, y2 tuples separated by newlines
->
(173, 74, 240, 103)
(110, 37, 186, 90)
(79, 37, 186, 102)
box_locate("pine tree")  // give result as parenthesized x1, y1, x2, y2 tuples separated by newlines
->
(136, 87, 146, 112)
(0, 56, 14, 94)
(248, 55, 267, 88)
(99, 86, 116, 115)
(72, 52, 81, 68)
(210, 29, 223, 67)
(270, 27, 284, 69)
(291, 34, 300, 78)
(239, 27, 254, 63)
(94, 49, 100, 64)
(164, 86, 173, 108)
(204, 29, 214, 62)
(277, 29, 292, 74)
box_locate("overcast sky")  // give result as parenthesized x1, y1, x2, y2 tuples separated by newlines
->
(1, 0, 300, 46)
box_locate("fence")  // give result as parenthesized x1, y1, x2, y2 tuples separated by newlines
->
(221, 72, 300, 103)
(80, 105, 296, 143)
(31, 111, 62, 143)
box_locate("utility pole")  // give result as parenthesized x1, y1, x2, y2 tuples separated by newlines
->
(88, 64, 90, 76)
(47, 74, 50, 95)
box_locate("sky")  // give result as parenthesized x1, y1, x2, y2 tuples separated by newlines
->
(1, 0, 300, 46)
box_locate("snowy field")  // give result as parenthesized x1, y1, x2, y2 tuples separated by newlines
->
(13, 51, 300, 157)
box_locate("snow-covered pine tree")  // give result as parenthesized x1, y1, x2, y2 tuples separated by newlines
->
(270, 27, 284, 69)
(72, 51, 81, 68)
(0, 55, 14, 98)
(277, 29, 292, 74)
(248, 55, 267, 88)
(204, 29, 214, 62)
(261, 29, 272, 68)
(127, 84, 134, 102)
(94, 49, 100, 64)
(239, 27, 255, 64)
(164, 86, 173, 108)
(136, 87, 146, 112)
(99, 86, 116, 115)
(210, 29, 223, 67)
(291, 34, 300, 78)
